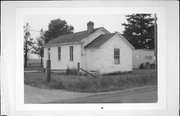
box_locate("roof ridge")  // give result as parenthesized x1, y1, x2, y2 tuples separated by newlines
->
(84, 32, 116, 49)
(45, 27, 103, 46)
(101, 32, 116, 35)
(54, 27, 102, 39)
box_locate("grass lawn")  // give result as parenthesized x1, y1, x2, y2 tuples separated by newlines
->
(24, 66, 44, 71)
(24, 69, 157, 93)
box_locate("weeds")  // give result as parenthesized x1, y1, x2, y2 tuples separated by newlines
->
(24, 69, 157, 92)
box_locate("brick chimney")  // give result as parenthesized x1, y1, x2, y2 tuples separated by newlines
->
(87, 21, 94, 33)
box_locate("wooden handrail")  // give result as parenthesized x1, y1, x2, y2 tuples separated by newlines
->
(79, 68, 97, 78)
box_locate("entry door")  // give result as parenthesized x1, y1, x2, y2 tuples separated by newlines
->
(90, 50, 97, 70)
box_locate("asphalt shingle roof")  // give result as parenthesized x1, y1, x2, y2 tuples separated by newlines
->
(84, 33, 116, 48)
(45, 28, 101, 46)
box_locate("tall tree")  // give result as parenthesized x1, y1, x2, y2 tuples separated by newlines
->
(24, 23, 35, 67)
(122, 14, 155, 49)
(32, 29, 45, 67)
(44, 18, 74, 43)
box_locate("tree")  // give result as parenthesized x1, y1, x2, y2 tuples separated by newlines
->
(32, 29, 45, 67)
(122, 14, 155, 49)
(24, 23, 35, 67)
(44, 18, 74, 43)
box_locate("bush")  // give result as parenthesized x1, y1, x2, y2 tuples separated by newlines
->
(150, 63, 155, 69)
(139, 62, 154, 69)
(139, 63, 144, 69)
(144, 62, 150, 69)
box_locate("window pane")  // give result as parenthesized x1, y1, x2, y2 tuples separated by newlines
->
(70, 46, 73, 61)
(114, 49, 119, 55)
(114, 58, 120, 64)
(114, 48, 120, 64)
(58, 47, 61, 60)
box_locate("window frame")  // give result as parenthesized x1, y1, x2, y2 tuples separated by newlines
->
(58, 47, 61, 61)
(70, 46, 73, 61)
(114, 48, 120, 64)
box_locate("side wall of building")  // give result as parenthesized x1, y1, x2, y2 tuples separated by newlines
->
(43, 44, 81, 70)
(83, 49, 100, 72)
(99, 34, 133, 74)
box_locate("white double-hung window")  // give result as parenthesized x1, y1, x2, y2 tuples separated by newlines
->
(114, 48, 120, 64)
(70, 46, 73, 61)
(58, 47, 61, 61)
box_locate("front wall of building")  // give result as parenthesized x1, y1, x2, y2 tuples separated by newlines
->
(83, 49, 100, 72)
(99, 34, 133, 74)
(81, 29, 107, 71)
(43, 44, 81, 70)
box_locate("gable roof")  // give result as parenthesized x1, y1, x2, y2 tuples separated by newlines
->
(117, 32, 135, 49)
(84, 33, 116, 48)
(44, 27, 101, 47)
(84, 32, 135, 49)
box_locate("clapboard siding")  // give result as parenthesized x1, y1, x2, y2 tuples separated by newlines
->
(43, 44, 81, 70)
(100, 34, 133, 74)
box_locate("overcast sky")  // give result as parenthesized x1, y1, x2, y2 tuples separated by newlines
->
(24, 14, 128, 39)
(24, 14, 129, 59)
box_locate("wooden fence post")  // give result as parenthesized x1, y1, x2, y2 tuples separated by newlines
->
(46, 60, 51, 83)
(46, 49, 51, 83)
(77, 62, 80, 77)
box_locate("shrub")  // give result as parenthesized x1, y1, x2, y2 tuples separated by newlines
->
(139, 63, 144, 69)
(144, 62, 150, 69)
(150, 63, 155, 69)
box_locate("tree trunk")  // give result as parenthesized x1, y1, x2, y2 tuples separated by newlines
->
(24, 42, 28, 68)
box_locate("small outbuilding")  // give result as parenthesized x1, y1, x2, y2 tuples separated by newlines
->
(44, 21, 134, 74)
(132, 49, 155, 69)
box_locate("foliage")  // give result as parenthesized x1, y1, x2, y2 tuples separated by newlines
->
(31, 29, 45, 66)
(44, 18, 74, 43)
(24, 23, 35, 67)
(139, 62, 155, 69)
(122, 14, 155, 49)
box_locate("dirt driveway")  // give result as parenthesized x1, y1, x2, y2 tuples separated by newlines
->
(24, 85, 157, 104)
(24, 85, 92, 103)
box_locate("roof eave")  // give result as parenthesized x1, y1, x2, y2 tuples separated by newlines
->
(44, 41, 82, 48)
(116, 32, 135, 50)
(84, 47, 100, 49)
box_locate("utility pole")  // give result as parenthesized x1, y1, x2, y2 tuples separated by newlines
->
(154, 14, 157, 69)
(77, 62, 80, 78)
(46, 48, 51, 83)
